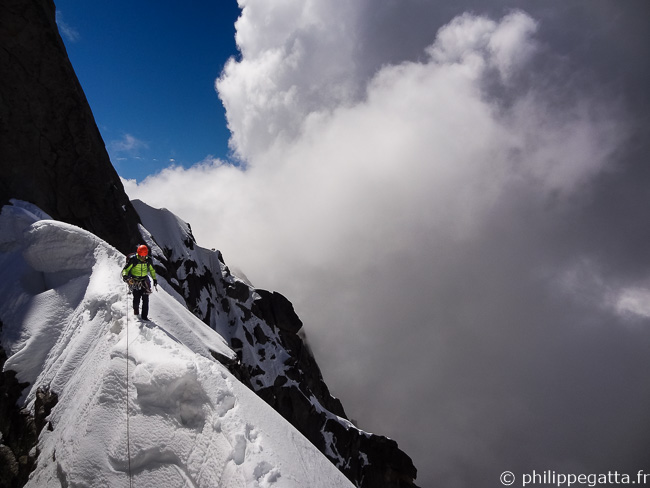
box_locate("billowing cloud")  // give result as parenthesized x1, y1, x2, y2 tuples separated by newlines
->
(216, 0, 365, 161)
(126, 4, 650, 486)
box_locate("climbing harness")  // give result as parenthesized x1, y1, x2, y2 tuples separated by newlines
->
(125, 277, 152, 294)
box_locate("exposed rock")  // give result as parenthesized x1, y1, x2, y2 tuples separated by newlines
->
(252, 289, 303, 334)
(0, 443, 19, 488)
(0, 0, 141, 254)
(34, 387, 58, 435)
(0, 322, 58, 487)
(226, 280, 251, 302)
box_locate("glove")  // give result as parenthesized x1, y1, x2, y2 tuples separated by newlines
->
(153, 279, 158, 286)
(122, 275, 129, 282)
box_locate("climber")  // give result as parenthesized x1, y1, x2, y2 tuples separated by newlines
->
(122, 244, 157, 320)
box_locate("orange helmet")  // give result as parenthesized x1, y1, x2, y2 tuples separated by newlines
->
(137, 245, 148, 257)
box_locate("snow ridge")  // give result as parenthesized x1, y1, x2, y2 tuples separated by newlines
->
(131, 200, 420, 488)
(0, 200, 354, 488)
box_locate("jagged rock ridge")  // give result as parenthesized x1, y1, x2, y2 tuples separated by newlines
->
(134, 200, 420, 488)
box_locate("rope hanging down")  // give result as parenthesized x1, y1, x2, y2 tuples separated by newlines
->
(125, 285, 133, 488)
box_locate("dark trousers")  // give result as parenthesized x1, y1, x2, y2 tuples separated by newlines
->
(132, 288, 149, 319)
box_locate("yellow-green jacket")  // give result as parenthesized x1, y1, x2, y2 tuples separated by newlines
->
(122, 256, 157, 281)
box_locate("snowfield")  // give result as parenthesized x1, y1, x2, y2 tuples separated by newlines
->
(0, 200, 354, 488)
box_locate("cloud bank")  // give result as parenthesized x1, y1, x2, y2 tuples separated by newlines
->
(125, 3, 650, 486)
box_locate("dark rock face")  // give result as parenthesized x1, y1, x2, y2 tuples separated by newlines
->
(0, 321, 59, 488)
(134, 201, 420, 488)
(252, 290, 304, 334)
(0, 0, 141, 254)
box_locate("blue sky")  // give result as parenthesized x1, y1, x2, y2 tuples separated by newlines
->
(55, 0, 241, 182)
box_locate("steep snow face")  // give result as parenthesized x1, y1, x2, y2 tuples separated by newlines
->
(0, 200, 354, 488)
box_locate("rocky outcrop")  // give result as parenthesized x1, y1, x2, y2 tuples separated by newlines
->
(0, 320, 58, 488)
(134, 201, 420, 488)
(0, 0, 141, 254)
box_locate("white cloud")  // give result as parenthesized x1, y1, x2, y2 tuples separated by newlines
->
(55, 11, 81, 43)
(615, 287, 650, 319)
(216, 0, 364, 161)
(126, 7, 645, 487)
(488, 11, 539, 81)
(109, 133, 149, 155)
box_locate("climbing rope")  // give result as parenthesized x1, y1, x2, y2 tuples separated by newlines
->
(125, 284, 133, 488)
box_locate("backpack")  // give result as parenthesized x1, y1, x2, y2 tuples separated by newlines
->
(122, 253, 152, 293)
(122, 252, 152, 280)
(124, 252, 151, 268)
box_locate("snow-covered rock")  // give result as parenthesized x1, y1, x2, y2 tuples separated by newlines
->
(132, 200, 419, 488)
(0, 200, 355, 488)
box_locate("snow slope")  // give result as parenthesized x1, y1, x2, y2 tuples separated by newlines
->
(0, 200, 354, 488)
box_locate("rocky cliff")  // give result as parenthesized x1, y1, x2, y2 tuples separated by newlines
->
(0, 0, 141, 254)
